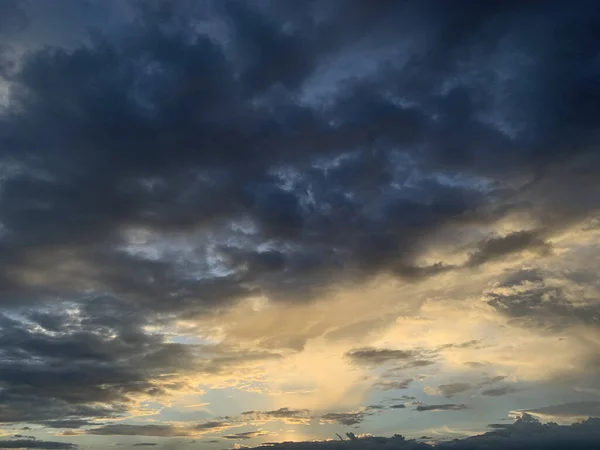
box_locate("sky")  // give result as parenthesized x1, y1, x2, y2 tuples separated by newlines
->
(0, 1, 600, 449)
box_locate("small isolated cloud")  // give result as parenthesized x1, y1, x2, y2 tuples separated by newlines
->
(437, 340, 482, 350)
(424, 383, 471, 398)
(241, 407, 311, 424)
(346, 348, 418, 366)
(133, 444, 158, 447)
(464, 361, 488, 368)
(320, 411, 369, 426)
(481, 386, 520, 396)
(478, 376, 507, 387)
(222, 431, 270, 440)
(415, 404, 468, 412)
(373, 379, 413, 391)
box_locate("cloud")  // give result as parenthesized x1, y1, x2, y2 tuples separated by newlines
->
(0, 440, 77, 449)
(241, 408, 311, 425)
(484, 268, 600, 331)
(466, 230, 552, 267)
(477, 376, 506, 387)
(424, 383, 471, 398)
(415, 404, 468, 412)
(346, 348, 419, 366)
(133, 444, 158, 447)
(240, 417, 600, 450)
(481, 386, 520, 396)
(0, 0, 599, 440)
(372, 379, 414, 391)
(320, 412, 367, 426)
(222, 431, 271, 440)
(87, 424, 193, 438)
(517, 402, 600, 422)
(0, 303, 285, 424)
(39, 420, 97, 429)
(86, 420, 233, 437)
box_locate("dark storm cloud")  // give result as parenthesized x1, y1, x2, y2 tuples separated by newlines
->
(0, 0, 598, 316)
(239, 416, 600, 450)
(0, 304, 280, 423)
(0, 0, 599, 432)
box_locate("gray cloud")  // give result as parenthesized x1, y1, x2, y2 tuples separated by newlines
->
(237, 416, 600, 450)
(485, 269, 600, 331)
(481, 386, 520, 396)
(466, 230, 552, 267)
(0, 441, 76, 449)
(346, 348, 420, 366)
(0, 304, 282, 424)
(425, 383, 472, 398)
(87, 424, 193, 438)
(0, 0, 599, 436)
(0, 0, 597, 318)
(86, 420, 232, 437)
(39, 420, 97, 429)
(478, 376, 507, 387)
(414, 404, 468, 412)
(241, 408, 311, 424)
(373, 379, 414, 391)
(521, 402, 600, 419)
(222, 431, 270, 440)
(320, 412, 367, 426)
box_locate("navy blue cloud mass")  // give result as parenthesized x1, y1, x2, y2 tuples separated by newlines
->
(0, 0, 599, 449)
